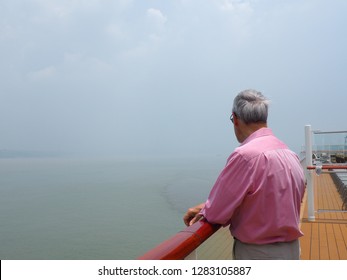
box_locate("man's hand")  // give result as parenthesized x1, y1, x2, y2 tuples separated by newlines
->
(183, 203, 205, 226)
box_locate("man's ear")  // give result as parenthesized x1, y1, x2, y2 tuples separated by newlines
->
(233, 113, 239, 126)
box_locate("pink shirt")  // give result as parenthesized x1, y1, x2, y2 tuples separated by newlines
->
(201, 128, 305, 244)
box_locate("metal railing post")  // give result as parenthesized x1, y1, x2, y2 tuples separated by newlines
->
(305, 125, 315, 221)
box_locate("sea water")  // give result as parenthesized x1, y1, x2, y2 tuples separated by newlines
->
(0, 155, 225, 260)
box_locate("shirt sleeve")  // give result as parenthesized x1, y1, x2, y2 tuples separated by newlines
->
(201, 152, 253, 226)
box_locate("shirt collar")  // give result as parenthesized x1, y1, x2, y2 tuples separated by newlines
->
(240, 127, 273, 146)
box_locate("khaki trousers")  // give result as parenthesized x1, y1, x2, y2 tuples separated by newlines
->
(233, 239, 300, 260)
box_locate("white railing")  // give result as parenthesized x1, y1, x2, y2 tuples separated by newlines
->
(305, 125, 315, 221)
(304, 125, 347, 220)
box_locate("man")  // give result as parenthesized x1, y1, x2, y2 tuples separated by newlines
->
(183, 89, 305, 260)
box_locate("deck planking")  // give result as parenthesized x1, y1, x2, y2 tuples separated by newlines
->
(300, 172, 347, 260)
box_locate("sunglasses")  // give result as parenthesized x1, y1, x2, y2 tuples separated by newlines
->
(230, 113, 236, 124)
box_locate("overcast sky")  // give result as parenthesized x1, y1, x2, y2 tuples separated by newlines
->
(1, 0, 346, 158)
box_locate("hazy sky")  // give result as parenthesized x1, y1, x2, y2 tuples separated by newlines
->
(1, 0, 346, 158)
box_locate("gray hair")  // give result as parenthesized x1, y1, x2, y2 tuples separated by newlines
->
(232, 89, 270, 124)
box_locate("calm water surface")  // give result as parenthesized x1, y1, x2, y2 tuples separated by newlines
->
(0, 156, 224, 259)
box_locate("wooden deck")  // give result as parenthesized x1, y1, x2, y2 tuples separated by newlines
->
(194, 226, 233, 260)
(300, 172, 347, 260)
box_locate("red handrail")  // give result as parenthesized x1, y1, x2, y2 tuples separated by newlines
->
(137, 219, 221, 260)
(307, 165, 347, 170)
